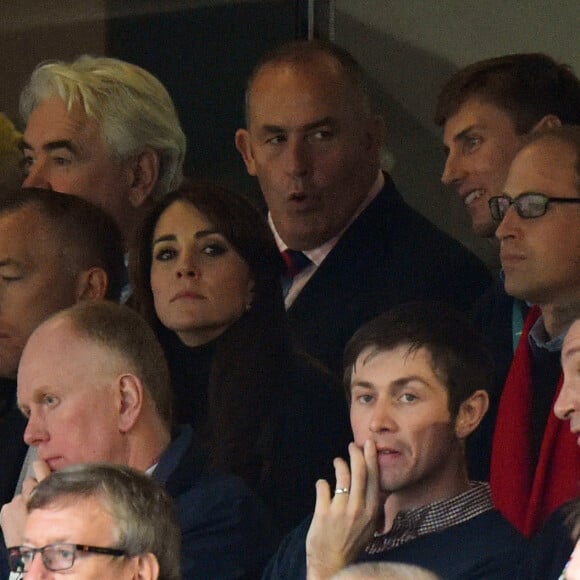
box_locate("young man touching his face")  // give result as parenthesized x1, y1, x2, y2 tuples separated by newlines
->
(263, 302, 526, 580)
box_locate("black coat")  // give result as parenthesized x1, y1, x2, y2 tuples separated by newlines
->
(286, 176, 492, 375)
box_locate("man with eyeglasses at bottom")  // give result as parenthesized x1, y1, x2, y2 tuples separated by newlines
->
(482, 126, 580, 538)
(7, 463, 181, 579)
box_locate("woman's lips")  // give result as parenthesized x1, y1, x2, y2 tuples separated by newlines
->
(171, 290, 204, 302)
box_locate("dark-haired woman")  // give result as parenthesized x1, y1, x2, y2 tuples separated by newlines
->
(130, 181, 351, 534)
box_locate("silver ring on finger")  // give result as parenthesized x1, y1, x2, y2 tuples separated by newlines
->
(334, 487, 350, 495)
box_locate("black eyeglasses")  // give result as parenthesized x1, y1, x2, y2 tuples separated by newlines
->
(489, 192, 580, 221)
(8, 543, 127, 573)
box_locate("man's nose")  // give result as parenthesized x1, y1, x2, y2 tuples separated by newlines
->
(21, 550, 48, 579)
(495, 203, 520, 241)
(285, 137, 309, 178)
(441, 150, 466, 187)
(368, 402, 397, 433)
(22, 160, 52, 190)
(23, 412, 48, 447)
(554, 382, 575, 421)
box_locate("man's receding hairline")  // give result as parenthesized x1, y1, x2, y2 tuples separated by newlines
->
(42, 311, 130, 373)
(0, 203, 74, 271)
(518, 134, 580, 189)
(247, 53, 371, 125)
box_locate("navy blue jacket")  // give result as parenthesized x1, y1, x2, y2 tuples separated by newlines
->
(0, 379, 27, 507)
(154, 425, 280, 579)
(519, 500, 576, 579)
(286, 176, 492, 375)
(263, 509, 526, 580)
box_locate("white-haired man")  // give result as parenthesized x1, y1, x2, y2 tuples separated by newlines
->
(20, 55, 186, 242)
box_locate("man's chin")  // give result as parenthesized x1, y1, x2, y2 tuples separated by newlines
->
(470, 216, 498, 239)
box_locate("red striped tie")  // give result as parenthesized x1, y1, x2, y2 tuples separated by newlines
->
(281, 249, 311, 297)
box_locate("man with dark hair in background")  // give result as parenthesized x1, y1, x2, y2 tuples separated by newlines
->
(0, 188, 125, 510)
(436, 53, 580, 239)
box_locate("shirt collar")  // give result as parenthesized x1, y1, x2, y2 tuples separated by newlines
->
(365, 481, 493, 554)
(528, 314, 566, 353)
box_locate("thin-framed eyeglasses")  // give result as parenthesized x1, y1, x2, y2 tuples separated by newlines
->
(489, 192, 580, 221)
(8, 543, 127, 573)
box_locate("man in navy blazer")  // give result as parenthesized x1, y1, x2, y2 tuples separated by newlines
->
(236, 40, 491, 374)
(0, 301, 278, 580)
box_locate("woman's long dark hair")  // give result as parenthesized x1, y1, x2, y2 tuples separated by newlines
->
(130, 180, 289, 486)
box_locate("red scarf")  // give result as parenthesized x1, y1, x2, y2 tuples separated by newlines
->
(490, 305, 580, 537)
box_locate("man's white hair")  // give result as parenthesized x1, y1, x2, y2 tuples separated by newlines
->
(331, 562, 442, 580)
(20, 55, 186, 198)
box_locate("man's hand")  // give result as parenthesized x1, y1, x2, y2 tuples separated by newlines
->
(1, 460, 51, 547)
(306, 440, 380, 580)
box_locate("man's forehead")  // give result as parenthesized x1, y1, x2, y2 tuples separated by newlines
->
(444, 98, 515, 136)
(25, 494, 115, 545)
(351, 344, 435, 377)
(0, 206, 45, 246)
(0, 206, 61, 258)
(25, 96, 101, 148)
(506, 139, 577, 191)
(564, 321, 580, 359)
(250, 60, 356, 111)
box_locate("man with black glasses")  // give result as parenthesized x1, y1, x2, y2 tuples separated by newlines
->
(484, 126, 580, 538)
(7, 463, 181, 579)
(435, 56, 580, 487)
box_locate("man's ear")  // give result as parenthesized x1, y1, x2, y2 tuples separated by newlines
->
(365, 114, 386, 154)
(454, 390, 489, 439)
(235, 128, 257, 176)
(127, 149, 160, 207)
(75, 267, 109, 301)
(116, 374, 144, 433)
(133, 553, 160, 579)
(530, 114, 562, 133)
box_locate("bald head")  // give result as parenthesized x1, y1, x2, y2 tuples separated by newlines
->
(17, 302, 172, 472)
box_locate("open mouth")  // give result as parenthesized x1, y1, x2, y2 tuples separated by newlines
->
(464, 189, 486, 206)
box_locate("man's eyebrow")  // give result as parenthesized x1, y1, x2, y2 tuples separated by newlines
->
(302, 117, 335, 132)
(443, 124, 480, 156)
(351, 380, 375, 390)
(260, 117, 335, 134)
(563, 345, 580, 362)
(390, 376, 431, 391)
(452, 125, 478, 143)
(21, 139, 78, 154)
(0, 258, 20, 268)
(351, 376, 431, 391)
